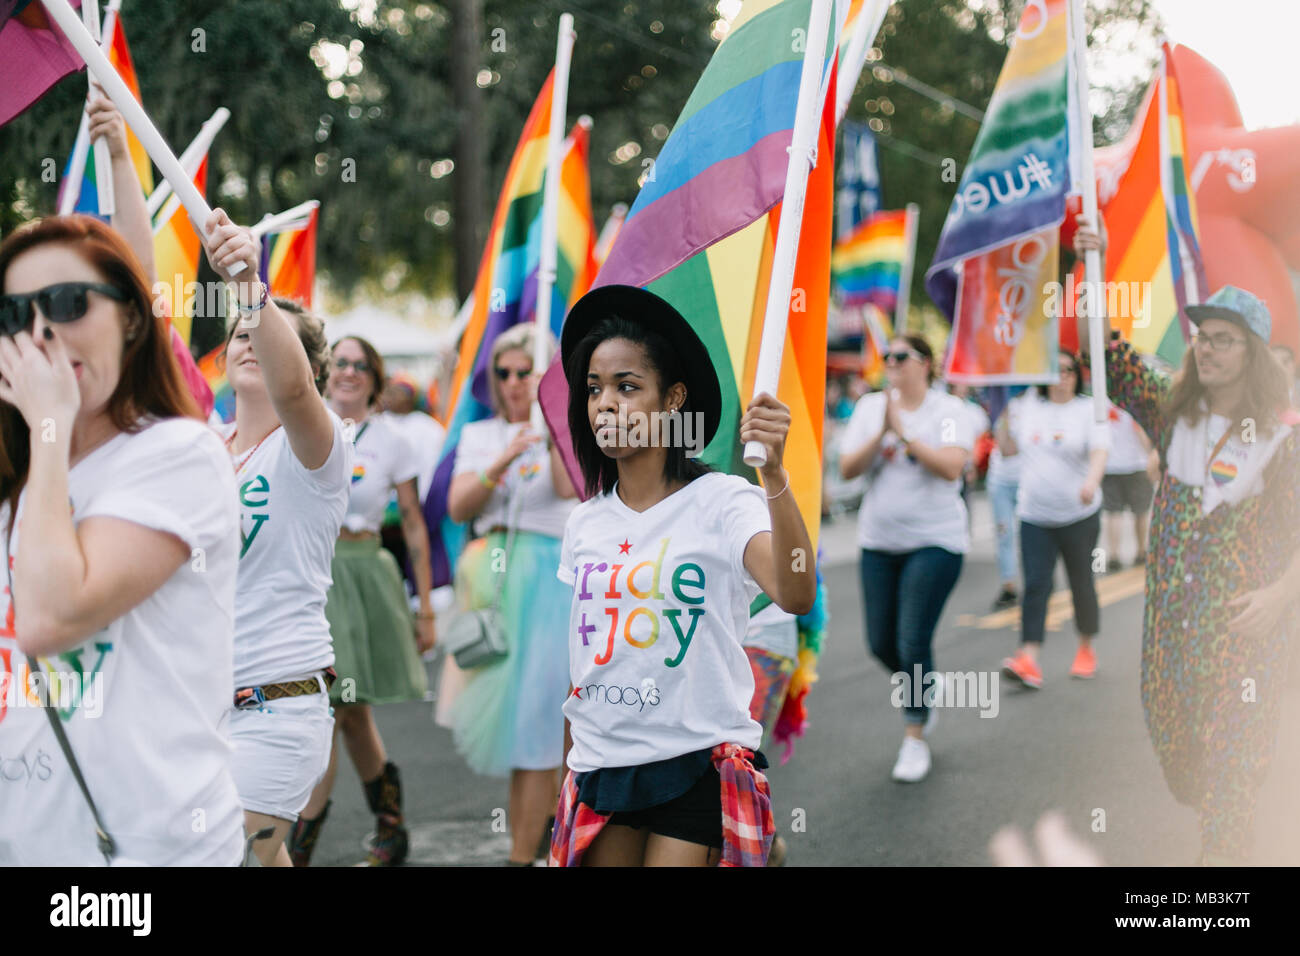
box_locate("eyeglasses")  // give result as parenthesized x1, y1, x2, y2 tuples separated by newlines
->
(494, 367, 533, 381)
(1192, 332, 1246, 353)
(0, 282, 128, 336)
(333, 358, 371, 374)
(884, 350, 924, 365)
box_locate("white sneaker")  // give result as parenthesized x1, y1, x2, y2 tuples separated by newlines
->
(891, 737, 931, 783)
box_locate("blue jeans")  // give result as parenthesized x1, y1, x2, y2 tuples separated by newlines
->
(859, 547, 964, 725)
(1019, 511, 1101, 646)
(987, 478, 1020, 585)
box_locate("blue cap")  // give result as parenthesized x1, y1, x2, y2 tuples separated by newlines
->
(1186, 285, 1271, 343)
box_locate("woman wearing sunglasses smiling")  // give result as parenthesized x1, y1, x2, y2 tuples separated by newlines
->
(286, 335, 437, 867)
(444, 322, 578, 864)
(0, 215, 244, 865)
(838, 334, 975, 784)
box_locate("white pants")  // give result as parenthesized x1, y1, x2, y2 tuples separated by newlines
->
(227, 687, 334, 821)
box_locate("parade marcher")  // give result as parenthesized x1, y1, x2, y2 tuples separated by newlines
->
(839, 335, 974, 783)
(445, 322, 578, 865)
(1269, 344, 1298, 407)
(288, 335, 436, 867)
(1101, 402, 1156, 571)
(0, 215, 244, 865)
(208, 214, 353, 867)
(987, 390, 1028, 610)
(1078, 215, 1300, 865)
(549, 285, 815, 867)
(378, 372, 445, 599)
(997, 349, 1109, 688)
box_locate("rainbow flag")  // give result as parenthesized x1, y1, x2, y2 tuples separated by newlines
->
(152, 155, 208, 345)
(1075, 43, 1207, 366)
(57, 7, 153, 212)
(259, 203, 319, 307)
(831, 208, 907, 314)
(543, 0, 836, 539)
(861, 302, 892, 384)
(197, 340, 234, 423)
(0, 1, 83, 127)
(422, 72, 598, 587)
(926, 0, 1072, 384)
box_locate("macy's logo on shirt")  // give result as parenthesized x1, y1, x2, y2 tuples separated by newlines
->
(570, 678, 661, 711)
(239, 474, 270, 558)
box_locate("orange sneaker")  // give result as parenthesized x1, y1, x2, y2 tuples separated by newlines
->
(1070, 644, 1097, 679)
(1001, 649, 1043, 689)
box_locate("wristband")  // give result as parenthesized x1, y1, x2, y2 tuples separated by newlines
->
(233, 280, 269, 316)
(479, 469, 500, 489)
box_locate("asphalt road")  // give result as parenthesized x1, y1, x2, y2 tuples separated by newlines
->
(309, 492, 1300, 866)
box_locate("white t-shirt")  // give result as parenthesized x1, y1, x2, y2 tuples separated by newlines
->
(344, 414, 418, 534)
(839, 389, 975, 554)
(1013, 395, 1111, 527)
(987, 394, 1028, 485)
(557, 472, 768, 772)
(221, 411, 352, 687)
(0, 418, 244, 866)
(1165, 404, 1292, 515)
(453, 417, 575, 539)
(386, 410, 445, 503)
(1104, 403, 1149, 474)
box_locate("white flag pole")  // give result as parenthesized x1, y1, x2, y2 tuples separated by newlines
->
(250, 199, 320, 239)
(743, 0, 835, 469)
(1068, 0, 1107, 421)
(81, 0, 115, 216)
(147, 107, 230, 226)
(895, 202, 919, 334)
(530, 12, 577, 436)
(40, 0, 244, 274)
(835, 0, 890, 122)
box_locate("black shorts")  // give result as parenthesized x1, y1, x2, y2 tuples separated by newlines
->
(605, 765, 724, 848)
(1101, 470, 1154, 514)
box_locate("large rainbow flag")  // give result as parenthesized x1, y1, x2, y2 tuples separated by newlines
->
(57, 5, 153, 211)
(258, 202, 319, 307)
(926, 0, 1073, 384)
(538, 0, 844, 759)
(1072, 43, 1207, 366)
(422, 72, 598, 586)
(831, 207, 908, 315)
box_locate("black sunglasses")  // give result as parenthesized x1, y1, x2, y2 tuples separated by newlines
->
(334, 358, 371, 374)
(494, 366, 533, 381)
(884, 349, 923, 365)
(0, 282, 128, 336)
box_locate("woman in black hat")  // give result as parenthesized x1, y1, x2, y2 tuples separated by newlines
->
(548, 285, 816, 867)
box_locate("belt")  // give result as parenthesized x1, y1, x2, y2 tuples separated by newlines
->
(234, 669, 336, 710)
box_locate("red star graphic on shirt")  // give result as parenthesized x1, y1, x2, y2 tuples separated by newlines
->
(570, 686, 582, 699)
(618, 539, 632, 554)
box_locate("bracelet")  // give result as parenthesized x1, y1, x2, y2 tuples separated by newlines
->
(233, 280, 269, 315)
(764, 471, 790, 500)
(479, 469, 500, 489)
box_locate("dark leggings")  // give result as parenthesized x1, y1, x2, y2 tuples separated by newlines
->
(859, 547, 964, 725)
(1019, 510, 1101, 645)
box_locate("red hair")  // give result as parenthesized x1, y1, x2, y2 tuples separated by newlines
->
(0, 215, 201, 519)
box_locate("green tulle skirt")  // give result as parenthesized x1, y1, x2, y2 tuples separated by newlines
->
(325, 538, 428, 706)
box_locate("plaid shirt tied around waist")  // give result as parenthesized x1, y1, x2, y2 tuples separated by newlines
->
(548, 743, 775, 867)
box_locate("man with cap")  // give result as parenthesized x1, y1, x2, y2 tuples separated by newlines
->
(1076, 216, 1300, 865)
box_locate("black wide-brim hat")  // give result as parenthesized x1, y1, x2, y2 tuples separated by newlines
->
(561, 284, 723, 450)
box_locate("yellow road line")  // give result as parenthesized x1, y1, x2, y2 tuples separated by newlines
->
(954, 566, 1146, 632)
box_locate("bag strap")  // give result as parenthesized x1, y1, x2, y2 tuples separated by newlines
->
(488, 443, 532, 611)
(6, 529, 116, 865)
(26, 654, 117, 865)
